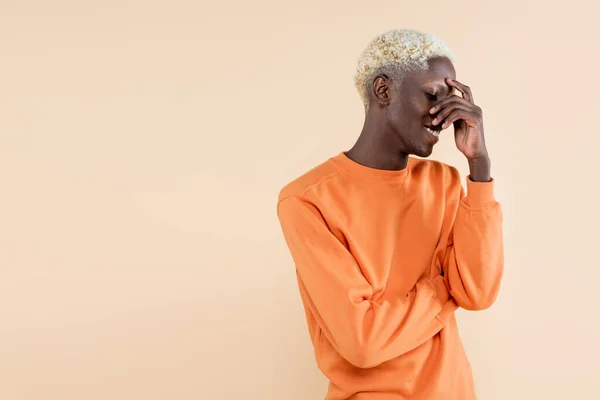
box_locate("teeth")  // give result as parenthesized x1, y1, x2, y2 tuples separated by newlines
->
(425, 127, 440, 137)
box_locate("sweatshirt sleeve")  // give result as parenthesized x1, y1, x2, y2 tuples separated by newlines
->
(443, 176, 504, 311)
(277, 195, 457, 369)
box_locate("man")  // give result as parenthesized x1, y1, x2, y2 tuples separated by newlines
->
(276, 29, 504, 399)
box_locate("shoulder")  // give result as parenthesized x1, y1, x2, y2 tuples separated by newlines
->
(277, 156, 342, 203)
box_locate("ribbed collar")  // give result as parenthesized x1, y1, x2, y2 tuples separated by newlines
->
(330, 151, 413, 183)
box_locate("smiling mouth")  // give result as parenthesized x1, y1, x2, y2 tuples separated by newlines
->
(424, 126, 441, 137)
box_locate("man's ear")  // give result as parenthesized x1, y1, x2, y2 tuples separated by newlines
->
(372, 75, 390, 106)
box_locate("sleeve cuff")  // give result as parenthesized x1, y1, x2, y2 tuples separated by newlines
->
(464, 176, 496, 208)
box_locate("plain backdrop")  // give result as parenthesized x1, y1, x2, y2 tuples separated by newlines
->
(1, 1, 599, 399)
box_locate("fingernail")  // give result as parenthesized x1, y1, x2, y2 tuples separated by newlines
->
(430, 107, 436, 113)
(432, 118, 438, 124)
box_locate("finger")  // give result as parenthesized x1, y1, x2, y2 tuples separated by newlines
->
(432, 104, 472, 126)
(440, 109, 476, 129)
(429, 95, 476, 115)
(447, 79, 474, 104)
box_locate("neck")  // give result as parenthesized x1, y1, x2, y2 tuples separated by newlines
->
(345, 110, 409, 171)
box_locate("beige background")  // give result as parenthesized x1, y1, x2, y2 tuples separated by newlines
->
(1, 1, 599, 399)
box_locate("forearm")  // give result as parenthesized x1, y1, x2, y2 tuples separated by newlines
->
(444, 177, 504, 310)
(299, 273, 455, 368)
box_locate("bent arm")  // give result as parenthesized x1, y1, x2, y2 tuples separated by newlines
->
(277, 195, 455, 368)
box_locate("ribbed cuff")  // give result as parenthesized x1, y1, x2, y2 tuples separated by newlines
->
(465, 176, 496, 209)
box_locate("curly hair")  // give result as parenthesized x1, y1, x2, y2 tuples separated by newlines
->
(353, 29, 456, 111)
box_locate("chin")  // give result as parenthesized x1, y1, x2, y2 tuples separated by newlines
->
(412, 146, 434, 158)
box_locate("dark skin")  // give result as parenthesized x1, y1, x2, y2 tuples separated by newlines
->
(345, 56, 491, 182)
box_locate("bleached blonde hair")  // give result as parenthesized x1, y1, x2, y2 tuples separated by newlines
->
(353, 29, 456, 111)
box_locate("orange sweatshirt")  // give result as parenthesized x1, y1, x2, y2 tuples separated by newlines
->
(276, 152, 503, 400)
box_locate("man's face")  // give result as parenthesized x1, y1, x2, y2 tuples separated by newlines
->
(386, 57, 457, 157)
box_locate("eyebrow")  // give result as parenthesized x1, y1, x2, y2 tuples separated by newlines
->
(431, 83, 452, 94)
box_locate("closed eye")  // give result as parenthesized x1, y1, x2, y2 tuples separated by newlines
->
(425, 92, 438, 101)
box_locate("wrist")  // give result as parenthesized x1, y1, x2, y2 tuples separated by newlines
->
(468, 154, 491, 182)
